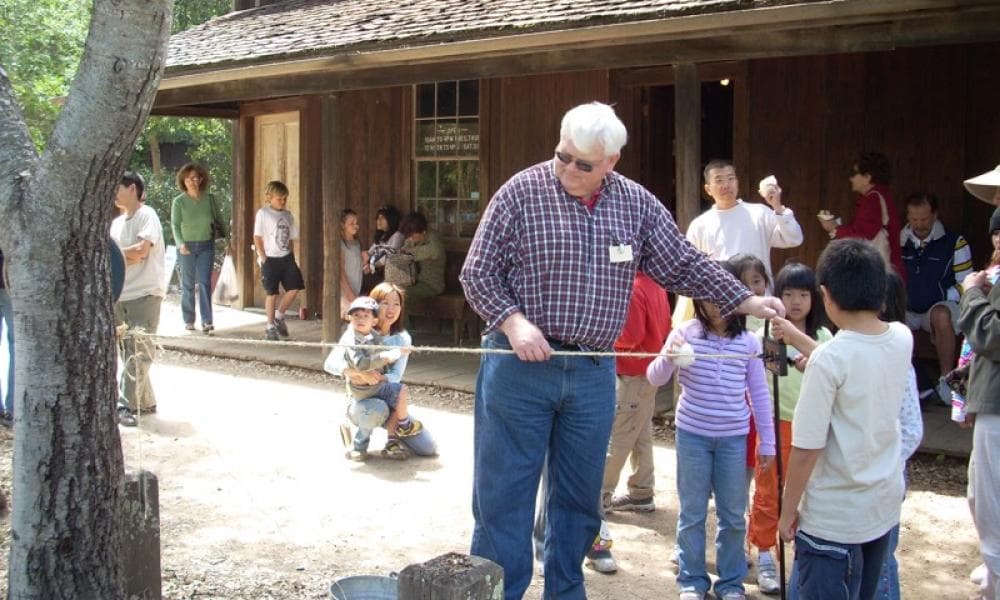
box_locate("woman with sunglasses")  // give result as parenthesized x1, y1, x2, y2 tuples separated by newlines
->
(818, 151, 905, 278)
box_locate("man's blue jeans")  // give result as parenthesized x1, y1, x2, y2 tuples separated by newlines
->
(470, 332, 615, 600)
(178, 240, 215, 326)
(789, 529, 893, 600)
(675, 428, 748, 597)
(0, 288, 13, 417)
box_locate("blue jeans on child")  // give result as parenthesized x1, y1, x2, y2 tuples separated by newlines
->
(347, 397, 390, 451)
(875, 523, 900, 599)
(789, 529, 893, 600)
(178, 240, 215, 326)
(675, 428, 749, 597)
(348, 382, 401, 450)
(470, 331, 615, 600)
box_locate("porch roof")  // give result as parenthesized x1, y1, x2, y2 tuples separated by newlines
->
(166, 0, 810, 72)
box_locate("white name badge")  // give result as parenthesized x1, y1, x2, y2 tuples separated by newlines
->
(609, 244, 633, 263)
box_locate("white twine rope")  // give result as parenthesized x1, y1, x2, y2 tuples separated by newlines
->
(120, 329, 764, 361)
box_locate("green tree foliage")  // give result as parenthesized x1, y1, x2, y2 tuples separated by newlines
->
(1, 0, 234, 256)
(0, 0, 91, 149)
(130, 0, 233, 258)
(171, 0, 231, 33)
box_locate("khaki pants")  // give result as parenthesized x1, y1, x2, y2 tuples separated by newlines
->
(115, 295, 162, 412)
(601, 374, 658, 501)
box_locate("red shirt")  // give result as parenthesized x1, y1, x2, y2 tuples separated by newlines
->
(614, 272, 672, 376)
(835, 184, 906, 278)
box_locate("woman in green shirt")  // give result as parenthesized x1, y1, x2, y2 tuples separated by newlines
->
(171, 163, 227, 332)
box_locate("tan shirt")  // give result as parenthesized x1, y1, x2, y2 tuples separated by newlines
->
(792, 321, 912, 543)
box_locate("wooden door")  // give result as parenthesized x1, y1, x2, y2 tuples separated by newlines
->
(251, 111, 301, 308)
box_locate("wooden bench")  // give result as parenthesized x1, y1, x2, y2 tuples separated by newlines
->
(405, 248, 481, 345)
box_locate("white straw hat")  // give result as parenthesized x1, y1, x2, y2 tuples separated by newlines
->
(964, 164, 1000, 204)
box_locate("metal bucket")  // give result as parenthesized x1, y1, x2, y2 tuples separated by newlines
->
(329, 575, 398, 600)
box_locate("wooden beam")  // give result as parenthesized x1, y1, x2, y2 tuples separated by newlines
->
(233, 115, 254, 309)
(729, 62, 751, 202)
(149, 105, 239, 118)
(674, 63, 701, 232)
(613, 61, 744, 88)
(321, 94, 344, 343)
(300, 96, 323, 318)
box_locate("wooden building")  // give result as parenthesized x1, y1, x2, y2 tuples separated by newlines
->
(153, 0, 1000, 340)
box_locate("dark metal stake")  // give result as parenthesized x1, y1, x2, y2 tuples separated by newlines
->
(762, 320, 787, 600)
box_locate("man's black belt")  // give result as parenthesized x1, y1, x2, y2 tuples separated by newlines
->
(545, 337, 583, 352)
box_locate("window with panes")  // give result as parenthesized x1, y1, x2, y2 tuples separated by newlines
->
(413, 80, 480, 238)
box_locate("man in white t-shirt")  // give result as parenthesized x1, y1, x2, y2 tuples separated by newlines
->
(778, 239, 912, 599)
(686, 159, 803, 280)
(111, 171, 166, 427)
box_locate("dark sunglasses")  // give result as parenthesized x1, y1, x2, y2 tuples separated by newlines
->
(554, 149, 596, 173)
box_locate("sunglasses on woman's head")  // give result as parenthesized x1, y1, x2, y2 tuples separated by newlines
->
(554, 149, 596, 173)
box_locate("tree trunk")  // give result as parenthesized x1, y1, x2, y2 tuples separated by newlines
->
(0, 1, 173, 597)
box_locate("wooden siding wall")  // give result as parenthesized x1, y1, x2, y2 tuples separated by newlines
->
(337, 86, 412, 249)
(483, 71, 611, 199)
(746, 43, 1000, 272)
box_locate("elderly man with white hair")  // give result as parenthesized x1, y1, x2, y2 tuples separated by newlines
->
(461, 102, 784, 600)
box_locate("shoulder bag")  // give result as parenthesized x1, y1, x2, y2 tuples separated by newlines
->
(384, 252, 416, 287)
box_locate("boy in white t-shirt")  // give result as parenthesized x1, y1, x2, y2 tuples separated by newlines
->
(253, 180, 305, 341)
(778, 239, 912, 599)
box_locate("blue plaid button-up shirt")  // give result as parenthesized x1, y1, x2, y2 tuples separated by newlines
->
(461, 160, 751, 350)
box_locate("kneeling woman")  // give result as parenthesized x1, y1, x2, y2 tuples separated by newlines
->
(326, 282, 437, 459)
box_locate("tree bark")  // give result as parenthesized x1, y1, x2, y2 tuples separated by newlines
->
(0, 1, 173, 597)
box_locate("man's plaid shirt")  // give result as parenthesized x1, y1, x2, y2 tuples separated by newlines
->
(461, 161, 750, 350)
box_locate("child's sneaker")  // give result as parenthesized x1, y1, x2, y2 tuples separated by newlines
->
(381, 438, 409, 460)
(264, 326, 279, 341)
(607, 493, 655, 512)
(756, 551, 780, 595)
(971, 563, 987, 585)
(274, 317, 289, 337)
(584, 522, 617, 574)
(345, 447, 368, 462)
(396, 418, 423, 438)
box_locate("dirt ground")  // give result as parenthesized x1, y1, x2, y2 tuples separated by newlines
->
(0, 351, 985, 599)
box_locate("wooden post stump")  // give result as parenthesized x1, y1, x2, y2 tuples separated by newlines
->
(399, 552, 503, 599)
(121, 468, 162, 599)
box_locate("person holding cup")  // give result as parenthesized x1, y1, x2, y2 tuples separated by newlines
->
(685, 159, 803, 282)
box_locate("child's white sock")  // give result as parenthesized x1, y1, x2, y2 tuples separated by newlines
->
(758, 549, 774, 566)
(275, 310, 285, 320)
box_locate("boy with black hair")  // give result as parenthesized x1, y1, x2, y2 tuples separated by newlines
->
(778, 239, 912, 599)
(253, 180, 305, 341)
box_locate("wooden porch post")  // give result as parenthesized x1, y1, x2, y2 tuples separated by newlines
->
(673, 62, 701, 231)
(233, 115, 253, 310)
(322, 93, 344, 343)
